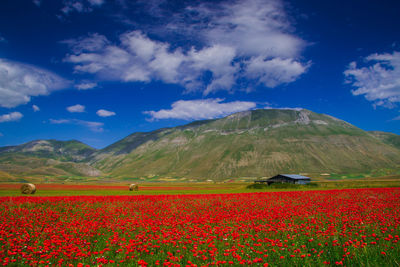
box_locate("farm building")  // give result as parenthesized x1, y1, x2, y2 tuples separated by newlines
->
(255, 174, 311, 185)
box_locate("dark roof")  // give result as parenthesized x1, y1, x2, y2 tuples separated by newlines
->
(254, 174, 311, 183)
(278, 174, 310, 180)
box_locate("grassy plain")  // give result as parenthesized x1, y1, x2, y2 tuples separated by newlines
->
(0, 174, 399, 196)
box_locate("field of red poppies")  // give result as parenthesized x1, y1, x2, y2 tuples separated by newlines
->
(1, 188, 399, 266)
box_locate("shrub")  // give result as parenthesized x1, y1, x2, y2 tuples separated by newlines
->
(246, 183, 269, 189)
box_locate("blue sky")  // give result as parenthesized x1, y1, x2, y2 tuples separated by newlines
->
(0, 0, 399, 148)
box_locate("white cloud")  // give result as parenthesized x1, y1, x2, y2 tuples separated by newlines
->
(96, 109, 116, 117)
(191, 0, 305, 58)
(0, 59, 69, 108)
(88, 0, 104, 6)
(32, 104, 40, 112)
(67, 104, 85, 113)
(246, 57, 310, 87)
(50, 118, 103, 132)
(75, 120, 103, 132)
(264, 106, 303, 111)
(187, 45, 238, 94)
(64, 0, 308, 94)
(65, 31, 185, 83)
(62, 33, 109, 54)
(0, 111, 23, 123)
(50, 119, 70, 124)
(61, 0, 105, 15)
(0, 35, 6, 43)
(344, 51, 400, 108)
(75, 81, 97, 90)
(144, 98, 256, 120)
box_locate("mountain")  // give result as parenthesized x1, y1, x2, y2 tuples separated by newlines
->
(0, 140, 101, 181)
(0, 139, 96, 161)
(368, 131, 400, 150)
(89, 109, 400, 180)
(0, 109, 399, 182)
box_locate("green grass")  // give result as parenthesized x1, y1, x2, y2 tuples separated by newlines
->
(0, 187, 251, 197)
(1, 176, 400, 196)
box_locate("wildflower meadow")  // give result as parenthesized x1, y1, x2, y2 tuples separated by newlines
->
(1, 188, 399, 266)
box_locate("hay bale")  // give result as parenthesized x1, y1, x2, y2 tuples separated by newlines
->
(129, 184, 139, 191)
(21, 183, 36, 194)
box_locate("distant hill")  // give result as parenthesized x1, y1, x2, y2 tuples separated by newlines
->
(0, 109, 399, 181)
(0, 140, 100, 180)
(0, 139, 96, 161)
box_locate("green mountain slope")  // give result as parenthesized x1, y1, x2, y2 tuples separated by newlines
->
(90, 109, 400, 180)
(0, 139, 96, 161)
(0, 109, 399, 181)
(0, 140, 101, 180)
(369, 131, 400, 150)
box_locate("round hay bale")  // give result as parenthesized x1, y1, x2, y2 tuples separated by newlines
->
(129, 184, 139, 191)
(21, 183, 36, 194)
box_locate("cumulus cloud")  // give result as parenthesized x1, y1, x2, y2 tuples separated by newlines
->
(65, 31, 185, 83)
(0, 111, 23, 123)
(75, 81, 97, 90)
(344, 51, 400, 108)
(67, 104, 85, 113)
(0, 59, 69, 108)
(64, 0, 308, 94)
(32, 105, 40, 112)
(96, 109, 116, 117)
(187, 0, 305, 58)
(50, 118, 103, 132)
(246, 57, 310, 87)
(144, 98, 256, 120)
